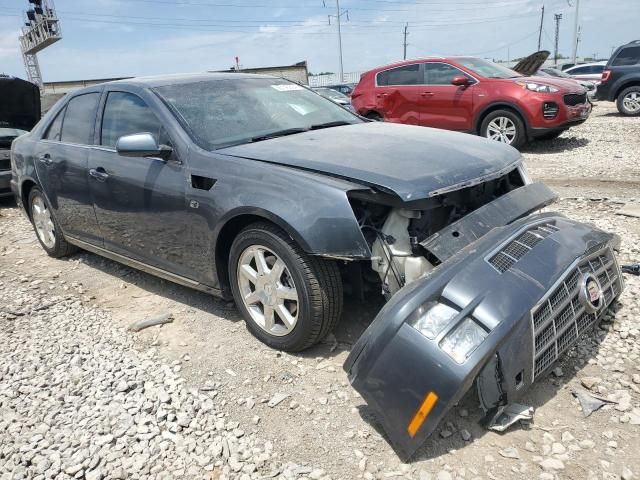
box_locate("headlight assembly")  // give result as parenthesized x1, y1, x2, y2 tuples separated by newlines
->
(440, 318, 488, 364)
(516, 81, 559, 93)
(408, 302, 457, 339)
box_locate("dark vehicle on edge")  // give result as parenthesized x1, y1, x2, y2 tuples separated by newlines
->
(1, 75, 40, 198)
(10, 73, 623, 459)
(598, 40, 640, 116)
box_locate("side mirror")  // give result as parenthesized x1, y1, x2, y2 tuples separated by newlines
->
(116, 133, 172, 160)
(451, 75, 472, 87)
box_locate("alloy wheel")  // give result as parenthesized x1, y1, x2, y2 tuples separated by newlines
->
(623, 92, 640, 113)
(31, 195, 56, 249)
(236, 245, 299, 336)
(486, 116, 517, 144)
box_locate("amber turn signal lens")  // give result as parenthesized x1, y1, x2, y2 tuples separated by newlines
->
(407, 391, 439, 438)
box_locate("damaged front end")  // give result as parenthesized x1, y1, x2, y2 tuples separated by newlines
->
(344, 192, 624, 459)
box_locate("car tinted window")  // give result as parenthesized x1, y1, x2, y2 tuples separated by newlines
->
(44, 108, 65, 141)
(60, 93, 99, 145)
(101, 92, 164, 148)
(612, 47, 640, 66)
(589, 65, 604, 73)
(424, 63, 469, 85)
(377, 64, 421, 86)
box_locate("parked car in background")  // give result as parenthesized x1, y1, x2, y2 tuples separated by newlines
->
(0, 75, 40, 198)
(312, 87, 355, 111)
(539, 67, 597, 99)
(597, 40, 640, 116)
(563, 62, 607, 83)
(12, 74, 623, 460)
(325, 83, 357, 96)
(351, 55, 590, 148)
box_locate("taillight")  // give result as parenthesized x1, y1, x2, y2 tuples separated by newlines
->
(601, 69, 612, 83)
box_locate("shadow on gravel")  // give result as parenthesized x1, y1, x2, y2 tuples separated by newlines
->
(354, 303, 617, 463)
(522, 136, 590, 154)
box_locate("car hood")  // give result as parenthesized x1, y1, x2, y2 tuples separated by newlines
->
(0, 77, 40, 131)
(512, 50, 550, 76)
(216, 122, 522, 201)
(515, 75, 587, 93)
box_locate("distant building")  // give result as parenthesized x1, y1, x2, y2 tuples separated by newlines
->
(213, 61, 309, 85)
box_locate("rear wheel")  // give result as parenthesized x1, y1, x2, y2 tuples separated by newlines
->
(229, 222, 343, 352)
(480, 109, 526, 148)
(617, 86, 640, 116)
(28, 187, 77, 258)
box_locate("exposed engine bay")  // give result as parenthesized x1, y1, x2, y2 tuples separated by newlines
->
(350, 166, 529, 296)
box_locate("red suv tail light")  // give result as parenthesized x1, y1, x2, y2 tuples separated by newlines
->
(601, 69, 612, 83)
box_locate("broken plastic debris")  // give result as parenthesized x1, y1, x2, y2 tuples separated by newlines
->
(572, 389, 616, 417)
(487, 403, 534, 432)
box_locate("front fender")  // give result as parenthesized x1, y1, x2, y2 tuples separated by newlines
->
(345, 213, 622, 460)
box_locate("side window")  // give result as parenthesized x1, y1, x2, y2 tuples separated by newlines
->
(60, 93, 100, 145)
(569, 66, 589, 75)
(101, 92, 164, 148)
(612, 47, 640, 66)
(377, 64, 421, 86)
(589, 65, 604, 74)
(425, 63, 470, 85)
(44, 108, 65, 141)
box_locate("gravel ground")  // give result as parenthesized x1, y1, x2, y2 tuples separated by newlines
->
(1, 102, 639, 480)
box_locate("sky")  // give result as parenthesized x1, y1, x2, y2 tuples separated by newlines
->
(0, 0, 638, 82)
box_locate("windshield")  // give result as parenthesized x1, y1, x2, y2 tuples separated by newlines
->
(541, 68, 571, 78)
(154, 78, 361, 150)
(314, 88, 348, 101)
(456, 57, 522, 79)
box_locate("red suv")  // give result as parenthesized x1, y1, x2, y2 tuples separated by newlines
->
(351, 56, 591, 148)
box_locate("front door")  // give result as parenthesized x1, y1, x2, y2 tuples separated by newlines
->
(87, 90, 189, 277)
(420, 62, 475, 131)
(34, 91, 103, 245)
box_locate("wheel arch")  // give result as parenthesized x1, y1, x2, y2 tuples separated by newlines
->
(614, 80, 640, 100)
(20, 177, 39, 218)
(213, 209, 312, 295)
(473, 102, 530, 136)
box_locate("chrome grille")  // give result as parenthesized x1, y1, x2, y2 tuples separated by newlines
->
(531, 246, 621, 380)
(488, 223, 560, 273)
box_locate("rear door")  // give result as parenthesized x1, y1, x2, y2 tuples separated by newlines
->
(87, 88, 189, 276)
(420, 62, 475, 131)
(33, 91, 103, 245)
(375, 64, 424, 125)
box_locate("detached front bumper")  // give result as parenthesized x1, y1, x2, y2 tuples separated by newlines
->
(344, 213, 623, 460)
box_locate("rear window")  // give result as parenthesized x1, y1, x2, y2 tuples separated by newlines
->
(377, 64, 421, 86)
(612, 46, 640, 66)
(60, 93, 100, 145)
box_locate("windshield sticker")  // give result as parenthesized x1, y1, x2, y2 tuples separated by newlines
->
(271, 84, 304, 91)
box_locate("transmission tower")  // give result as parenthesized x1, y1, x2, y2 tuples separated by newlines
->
(553, 13, 562, 66)
(18, 0, 62, 89)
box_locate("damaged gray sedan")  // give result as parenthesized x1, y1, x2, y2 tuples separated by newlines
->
(11, 74, 622, 459)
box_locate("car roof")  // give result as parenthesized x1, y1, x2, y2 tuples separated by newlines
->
(566, 61, 607, 69)
(367, 56, 450, 71)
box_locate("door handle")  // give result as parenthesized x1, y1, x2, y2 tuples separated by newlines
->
(421, 92, 434, 97)
(38, 154, 53, 166)
(89, 167, 109, 182)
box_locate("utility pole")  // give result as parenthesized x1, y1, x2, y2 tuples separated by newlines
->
(554, 13, 562, 66)
(537, 5, 545, 51)
(570, 0, 580, 64)
(403, 23, 409, 60)
(326, 0, 348, 83)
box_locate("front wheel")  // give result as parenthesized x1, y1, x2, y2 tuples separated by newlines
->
(229, 222, 343, 352)
(617, 86, 640, 116)
(28, 187, 77, 258)
(480, 110, 526, 148)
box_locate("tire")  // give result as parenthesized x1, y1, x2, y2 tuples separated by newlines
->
(28, 187, 77, 258)
(616, 86, 640, 116)
(229, 222, 343, 352)
(480, 109, 526, 149)
(537, 130, 565, 141)
(365, 112, 383, 121)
